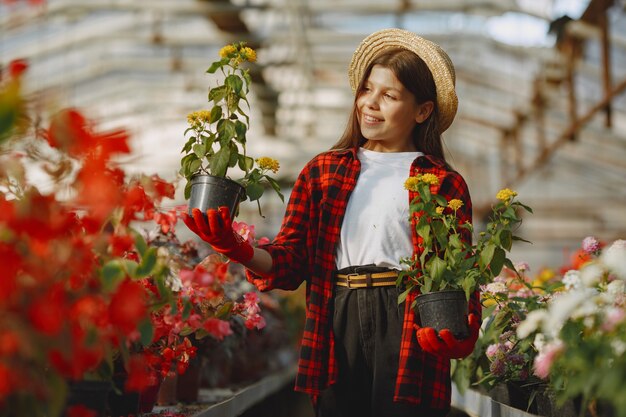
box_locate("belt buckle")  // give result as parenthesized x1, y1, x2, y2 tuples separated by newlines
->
(346, 273, 359, 289)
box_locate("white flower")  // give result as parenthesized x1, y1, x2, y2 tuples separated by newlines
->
(484, 282, 507, 294)
(517, 309, 548, 339)
(580, 263, 605, 287)
(612, 339, 626, 356)
(545, 288, 597, 333)
(562, 269, 582, 290)
(515, 261, 530, 273)
(602, 240, 626, 280)
(533, 333, 546, 352)
(607, 280, 625, 296)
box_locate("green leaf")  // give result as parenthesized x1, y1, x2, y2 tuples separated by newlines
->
(187, 157, 202, 177)
(138, 318, 154, 346)
(512, 235, 533, 244)
(490, 247, 506, 276)
(246, 182, 264, 201)
(135, 247, 158, 277)
(433, 194, 448, 207)
(184, 180, 192, 199)
(216, 302, 234, 319)
(193, 143, 206, 158)
(228, 145, 239, 167)
(479, 242, 495, 270)
(211, 146, 230, 177)
(500, 229, 512, 251)
(100, 261, 126, 291)
(461, 275, 475, 300)
(132, 230, 148, 257)
(210, 106, 223, 123)
(235, 120, 247, 142)
(217, 119, 236, 142)
(267, 177, 285, 202)
(398, 287, 411, 304)
(416, 223, 431, 241)
(428, 256, 446, 281)
(206, 58, 229, 74)
(208, 85, 227, 103)
(238, 154, 254, 172)
(225, 74, 244, 94)
(449, 233, 462, 250)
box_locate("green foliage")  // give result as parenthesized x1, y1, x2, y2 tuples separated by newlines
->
(400, 179, 532, 300)
(179, 42, 283, 214)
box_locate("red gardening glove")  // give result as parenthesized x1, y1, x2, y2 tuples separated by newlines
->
(415, 313, 481, 359)
(182, 207, 254, 264)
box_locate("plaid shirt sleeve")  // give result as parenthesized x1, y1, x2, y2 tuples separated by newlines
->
(245, 166, 312, 291)
(395, 157, 481, 408)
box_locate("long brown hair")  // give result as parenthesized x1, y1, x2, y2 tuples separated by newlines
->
(332, 48, 446, 161)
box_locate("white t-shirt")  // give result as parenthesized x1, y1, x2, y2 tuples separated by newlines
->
(335, 148, 423, 270)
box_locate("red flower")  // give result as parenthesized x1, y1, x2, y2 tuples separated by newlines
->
(71, 295, 109, 329)
(0, 243, 20, 302)
(0, 331, 21, 356)
(109, 234, 135, 257)
(203, 318, 232, 341)
(125, 354, 158, 392)
(27, 284, 67, 336)
(108, 279, 148, 335)
(7, 59, 28, 78)
(153, 210, 178, 234)
(66, 404, 97, 417)
(149, 175, 175, 200)
(121, 185, 154, 224)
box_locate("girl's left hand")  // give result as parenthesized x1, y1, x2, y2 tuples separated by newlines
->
(415, 313, 480, 359)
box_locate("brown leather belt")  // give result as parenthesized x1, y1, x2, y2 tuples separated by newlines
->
(335, 271, 399, 289)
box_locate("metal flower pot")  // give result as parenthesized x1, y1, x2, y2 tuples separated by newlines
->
(415, 290, 469, 340)
(188, 174, 245, 218)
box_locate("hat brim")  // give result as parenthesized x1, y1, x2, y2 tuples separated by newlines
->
(348, 28, 458, 133)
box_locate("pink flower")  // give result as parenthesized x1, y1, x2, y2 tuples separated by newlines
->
(486, 343, 500, 359)
(533, 341, 564, 379)
(602, 307, 626, 332)
(582, 236, 601, 254)
(514, 261, 530, 273)
(257, 236, 270, 245)
(179, 266, 215, 287)
(203, 318, 232, 341)
(245, 313, 266, 330)
(233, 221, 255, 244)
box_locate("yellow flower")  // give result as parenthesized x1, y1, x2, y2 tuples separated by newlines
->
(435, 207, 444, 215)
(448, 199, 463, 211)
(496, 188, 518, 202)
(420, 173, 439, 186)
(404, 176, 420, 191)
(256, 157, 280, 173)
(186, 110, 212, 126)
(219, 44, 237, 59)
(241, 47, 257, 63)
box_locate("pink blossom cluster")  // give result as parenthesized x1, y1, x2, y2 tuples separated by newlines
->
(234, 292, 267, 330)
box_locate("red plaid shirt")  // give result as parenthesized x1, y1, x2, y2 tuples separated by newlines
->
(246, 147, 481, 408)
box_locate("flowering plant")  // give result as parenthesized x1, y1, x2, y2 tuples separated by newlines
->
(179, 42, 283, 214)
(515, 237, 626, 416)
(0, 61, 265, 417)
(0, 63, 179, 414)
(399, 175, 533, 302)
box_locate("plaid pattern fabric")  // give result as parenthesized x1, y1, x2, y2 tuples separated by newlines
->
(246, 147, 481, 409)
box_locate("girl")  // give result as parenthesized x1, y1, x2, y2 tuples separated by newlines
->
(184, 28, 481, 417)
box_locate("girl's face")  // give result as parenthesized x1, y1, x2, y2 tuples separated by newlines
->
(356, 65, 433, 152)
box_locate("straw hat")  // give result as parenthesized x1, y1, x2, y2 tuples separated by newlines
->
(348, 28, 458, 132)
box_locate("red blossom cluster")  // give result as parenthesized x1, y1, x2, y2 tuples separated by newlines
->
(1, 58, 267, 416)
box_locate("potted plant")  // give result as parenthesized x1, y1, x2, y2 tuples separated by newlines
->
(179, 42, 283, 217)
(399, 174, 532, 339)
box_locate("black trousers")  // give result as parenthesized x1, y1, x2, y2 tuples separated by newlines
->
(315, 283, 448, 417)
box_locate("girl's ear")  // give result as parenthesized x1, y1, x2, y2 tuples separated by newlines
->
(415, 101, 434, 124)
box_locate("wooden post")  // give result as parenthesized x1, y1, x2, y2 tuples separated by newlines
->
(599, 10, 612, 128)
